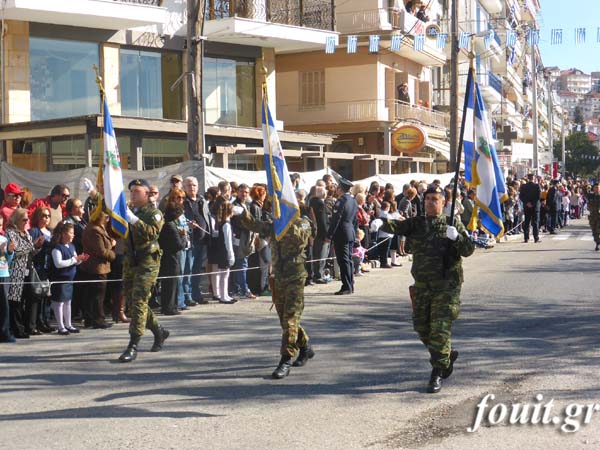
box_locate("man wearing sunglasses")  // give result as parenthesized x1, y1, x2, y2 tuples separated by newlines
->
(27, 184, 70, 230)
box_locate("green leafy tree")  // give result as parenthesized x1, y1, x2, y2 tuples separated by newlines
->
(553, 131, 599, 177)
(573, 106, 584, 125)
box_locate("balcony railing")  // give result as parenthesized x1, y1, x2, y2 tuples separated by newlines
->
(488, 72, 503, 96)
(393, 101, 450, 129)
(205, 0, 335, 31)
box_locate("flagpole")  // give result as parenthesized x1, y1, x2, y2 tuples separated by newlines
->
(261, 66, 282, 218)
(449, 36, 476, 226)
(91, 64, 106, 222)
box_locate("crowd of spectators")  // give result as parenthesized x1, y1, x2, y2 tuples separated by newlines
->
(0, 170, 594, 344)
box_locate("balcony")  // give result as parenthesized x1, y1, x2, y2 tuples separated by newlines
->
(479, 0, 503, 14)
(479, 71, 503, 106)
(204, 0, 337, 52)
(3, 0, 168, 30)
(393, 101, 450, 129)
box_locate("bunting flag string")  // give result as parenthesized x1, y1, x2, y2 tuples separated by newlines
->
(324, 26, 600, 54)
(550, 29, 562, 45)
(347, 35, 358, 54)
(414, 34, 425, 52)
(390, 34, 402, 52)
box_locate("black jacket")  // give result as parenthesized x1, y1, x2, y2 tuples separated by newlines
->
(158, 220, 186, 276)
(183, 196, 209, 245)
(519, 182, 541, 208)
(327, 193, 358, 242)
(309, 197, 330, 239)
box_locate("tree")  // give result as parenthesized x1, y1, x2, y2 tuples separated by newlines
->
(553, 131, 599, 177)
(574, 106, 584, 125)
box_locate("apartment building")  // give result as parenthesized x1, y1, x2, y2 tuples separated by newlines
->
(276, 0, 449, 180)
(0, 0, 338, 173)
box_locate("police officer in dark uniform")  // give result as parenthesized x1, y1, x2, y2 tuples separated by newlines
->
(326, 178, 358, 295)
(519, 173, 541, 243)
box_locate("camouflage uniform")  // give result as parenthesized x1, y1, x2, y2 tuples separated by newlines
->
(124, 203, 164, 337)
(381, 215, 474, 369)
(242, 213, 312, 357)
(587, 193, 600, 244)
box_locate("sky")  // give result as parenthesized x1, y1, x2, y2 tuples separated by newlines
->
(537, 0, 600, 74)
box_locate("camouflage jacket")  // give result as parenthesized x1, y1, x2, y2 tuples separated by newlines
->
(381, 214, 475, 286)
(242, 212, 311, 281)
(126, 203, 164, 260)
(587, 193, 600, 217)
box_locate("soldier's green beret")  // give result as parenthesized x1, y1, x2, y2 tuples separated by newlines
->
(424, 185, 443, 196)
(128, 179, 150, 190)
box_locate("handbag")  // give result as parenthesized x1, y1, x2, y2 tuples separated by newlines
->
(30, 266, 51, 298)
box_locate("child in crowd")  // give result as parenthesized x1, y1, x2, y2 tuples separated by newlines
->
(49, 221, 88, 335)
(352, 229, 367, 277)
(211, 199, 236, 304)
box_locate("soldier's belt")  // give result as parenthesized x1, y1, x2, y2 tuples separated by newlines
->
(413, 280, 457, 290)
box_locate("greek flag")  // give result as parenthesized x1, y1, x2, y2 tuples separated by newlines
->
(458, 32, 470, 49)
(436, 32, 448, 49)
(369, 35, 380, 53)
(325, 36, 336, 54)
(484, 30, 495, 49)
(506, 30, 517, 48)
(261, 86, 300, 241)
(575, 27, 586, 44)
(551, 29, 563, 45)
(390, 34, 402, 52)
(414, 34, 425, 52)
(102, 99, 128, 238)
(527, 29, 539, 45)
(347, 35, 358, 53)
(507, 46, 516, 66)
(462, 69, 507, 238)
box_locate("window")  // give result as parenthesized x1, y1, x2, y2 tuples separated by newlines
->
(299, 70, 325, 110)
(203, 56, 256, 127)
(30, 38, 100, 120)
(120, 49, 183, 120)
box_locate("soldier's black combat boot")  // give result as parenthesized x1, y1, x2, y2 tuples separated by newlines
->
(272, 356, 292, 379)
(150, 326, 170, 352)
(441, 349, 459, 379)
(118, 334, 141, 363)
(292, 345, 315, 367)
(427, 368, 443, 394)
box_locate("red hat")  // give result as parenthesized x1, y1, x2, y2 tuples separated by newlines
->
(4, 182, 24, 196)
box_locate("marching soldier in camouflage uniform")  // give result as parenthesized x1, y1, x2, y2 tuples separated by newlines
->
(241, 209, 314, 379)
(381, 186, 474, 393)
(118, 179, 169, 362)
(587, 184, 600, 251)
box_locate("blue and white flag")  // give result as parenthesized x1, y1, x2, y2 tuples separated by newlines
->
(325, 36, 336, 54)
(102, 99, 128, 238)
(575, 27, 586, 44)
(369, 35, 380, 53)
(436, 32, 448, 49)
(458, 32, 470, 50)
(347, 35, 358, 54)
(390, 34, 402, 52)
(261, 87, 300, 241)
(506, 30, 517, 48)
(527, 29, 539, 45)
(551, 29, 563, 45)
(414, 34, 425, 51)
(507, 46, 516, 65)
(462, 69, 507, 238)
(484, 30, 495, 49)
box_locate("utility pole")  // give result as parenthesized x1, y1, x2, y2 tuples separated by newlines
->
(547, 76, 553, 173)
(187, 0, 205, 161)
(449, 0, 459, 171)
(561, 112, 566, 176)
(531, 40, 539, 172)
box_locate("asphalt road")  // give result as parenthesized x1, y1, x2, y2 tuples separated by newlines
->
(2, 219, 600, 450)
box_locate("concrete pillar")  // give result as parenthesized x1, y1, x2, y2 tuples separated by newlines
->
(102, 43, 121, 115)
(4, 21, 30, 123)
(383, 127, 392, 174)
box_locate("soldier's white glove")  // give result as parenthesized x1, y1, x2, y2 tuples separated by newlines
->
(126, 208, 139, 225)
(80, 177, 94, 194)
(446, 226, 459, 241)
(232, 205, 244, 216)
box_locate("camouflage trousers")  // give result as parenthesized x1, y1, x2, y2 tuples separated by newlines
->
(272, 277, 309, 357)
(589, 216, 600, 243)
(123, 253, 161, 337)
(412, 282, 461, 369)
